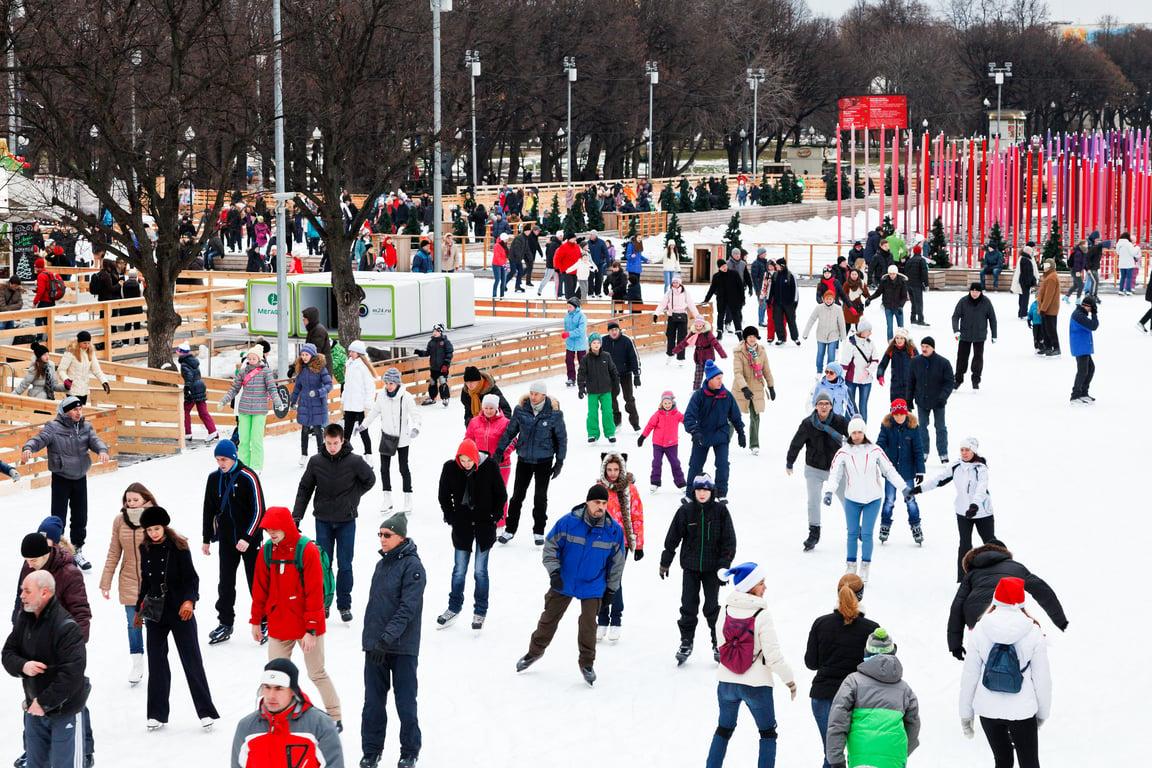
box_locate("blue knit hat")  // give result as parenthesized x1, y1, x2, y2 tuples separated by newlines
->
(703, 359, 723, 383)
(214, 440, 238, 461)
(383, 367, 402, 385)
(300, 343, 318, 357)
(692, 473, 714, 491)
(37, 516, 64, 543)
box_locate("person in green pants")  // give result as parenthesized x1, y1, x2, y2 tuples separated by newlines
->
(221, 347, 286, 471)
(578, 333, 620, 444)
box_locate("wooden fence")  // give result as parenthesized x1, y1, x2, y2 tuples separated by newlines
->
(0, 392, 120, 489)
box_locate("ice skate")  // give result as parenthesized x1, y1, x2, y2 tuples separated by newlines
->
(498, 531, 514, 544)
(515, 654, 540, 672)
(879, 524, 891, 543)
(580, 665, 597, 686)
(472, 614, 485, 630)
(146, 719, 165, 731)
(845, 560, 857, 575)
(802, 526, 820, 552)
(596, 625, 607, 642)
(380, 491, 393, 515)
(911, 524, 924, 544)
(435, 609, 458, 628)
(675, 640, 693, 665)
(207, 624, 232, 645)
(860, 562, 871, 583)
(607, 626, 621, 643)
(128, 653, 144, 685)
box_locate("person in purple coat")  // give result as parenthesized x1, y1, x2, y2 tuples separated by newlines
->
(289, 344, 333, 465)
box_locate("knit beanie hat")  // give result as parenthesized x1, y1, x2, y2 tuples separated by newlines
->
(865, 628, 896, 657)
(31, 342, 49, 359)
(528, 380, 548, 395)
(606, 321, 620, 331)
(692, 474, 714, 491)
(176, 342, 192, 354)
(847, 417, 867, 435)
(567, 296, 581, 308)
(969, 281, 983, 292)
(349, 340, 368, 356)
(20, 533, 50, 558)
(77, 331, 92, 342)
(463, 366, 482, 382)
(718, 562, 766, 593)
(993, 576, 1025, 607)
(856, 319, 873, 334)
(921, 336, 936, 348)
(213, 439, 238, 461)
(893, 327, 910, 340)
(246, 346, 264, 359)
(57, 396, 82, 416)
(703, 359, 723, 383)
(890, 399, 908, 415)
(383, 367, 402, 385)
(660, 390, 676, 406)
(586, 484, 609, 503)
(959, 436, 980, 453)
(300, 343, 318, 357)
(481, 394, 500, 409)
(742, 326, 760, 340)
(36, 516, 64, 543)
(588, 332, 602, 344)
(261, 658, 303, 698)
(381, 513, 408, 538)
(814, 390, 833, 405)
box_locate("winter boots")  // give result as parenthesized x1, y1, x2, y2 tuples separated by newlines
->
(802, 526, 821, 551)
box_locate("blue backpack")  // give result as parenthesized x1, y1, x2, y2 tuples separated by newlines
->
(982, 642, 1030, 693)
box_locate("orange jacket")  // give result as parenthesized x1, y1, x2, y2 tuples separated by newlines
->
(249, 507, 326, 640)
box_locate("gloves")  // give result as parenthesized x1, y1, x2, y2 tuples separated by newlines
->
(410, 428, 420, 438)
(1036, 717, 1045, 729)
(102, 382, 111, 394)
(914, 473, 924, 485)
(954, 333, 960, 340)
(549, 572, 564, 592)
(961, 718, 975, 739)
(63, 379, 73, 391)
(741, 386, 754, 401)
(910, 485, 922, 495)
(902, 487, 914, 502)
(440, 364, 449, 374)
(550, 462, 563, 479)
(634, 549, 644, 562)
(578, 389, 585, 399)
(602, 589, 616, 604)
(768, 386, 776, 401)
(951, 647, 966, 661)
(823, 492, 833, 506)
(966, 503, 979, 518)
(830, 763, 848, 768)
(737, 433, 746, 449)
(308, 390, 316, 398)
(659, 565, 669, 580)
(633, 374, 641, 387)
(178, 600, 194, 621)
(877, 375, 885, 386)
(7, 469, 19, 481)
(636, 434, 646, 447)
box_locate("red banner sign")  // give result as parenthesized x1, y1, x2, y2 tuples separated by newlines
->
(838, 95, 908, 130)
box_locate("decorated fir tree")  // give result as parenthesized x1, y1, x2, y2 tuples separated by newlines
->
(562, 192, 587, 233)
(585, 196, 604, 231)
(986, 221, 1007, 254)
(451, 206, 467, 237)
(1043, 219, 1067, 270)
(659, 183, 676, 212)
(543, 194, 563, 233)
(626, 214, 639, 241)
(722, 211, 742, 256)
(928, 216, 949, 268)
(715, 178, 731, 210)
(694, 181, 711, 212)
(678, 177, 694, 213)
(853, 169, 865, 199)
(403, 209, 423, 248)
(881, 216, 894, 237)
(664, 211, 686, 260)
(759, 172, 773, 206)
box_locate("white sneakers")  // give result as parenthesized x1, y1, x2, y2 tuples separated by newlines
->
(129, 653, 144, 685)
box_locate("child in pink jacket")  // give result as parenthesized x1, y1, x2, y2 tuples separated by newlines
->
(672, 318, 728, 389)
(464, 393, 515, 526)
(637, 390, 686, 492)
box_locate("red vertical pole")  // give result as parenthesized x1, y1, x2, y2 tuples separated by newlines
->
(922, 132, 930, 236)
(892, 127, 899, 234)
(1025, 150, 1032, 258)
(1057, 153, 1064, 246)
(968, 139, 976, 264)
(978, 139, 987, 261)
(836, 123, 842, 249)
(904, 130, 912, 239)
(879, 127, 886, 228)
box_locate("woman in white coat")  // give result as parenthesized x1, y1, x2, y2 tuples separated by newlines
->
(359, 366, 421, 513)
(1115, 231, 1140, 295)
(662, 240, 681, 291)
(823, 417, 909, 582)
(57, 330, 111, 405)
(959, 576, 1051, 768)
(341, 340, 377, 455)
(912, 435, 993, 581)
(837, 318, 877, 422)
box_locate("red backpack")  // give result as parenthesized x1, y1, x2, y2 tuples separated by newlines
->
(718, 607, 762, 674)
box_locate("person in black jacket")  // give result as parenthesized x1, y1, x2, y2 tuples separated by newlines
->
(951, 283, 998, 390)
(177, 343, 218, 441)
(907, 337, 954, 463)
(436, 438, 507, 630)
(604, 260, 628, 304)
(875, 265, 909, 340)
(1014, 243, 1038, 318)
(904, 246, 929, 325)
(292, 424, 376, 621)
(769, 258, 800, 345)
(947, 541, 1068, 660)
(417, 324, 454, 406)
(659, 474, 736, 665)
(459, 367, 512, 427)
(577, 334, 621, 443)
(704, 260, 743, 339)
(301, 306, 333, 374)
(135, 507, 219, 730)
(602, 322, 641, 432)
(805, 573, 879, 768)
(3, 571, 89, 768)
(1085, 230, 1105, 300)
(786, 393, 849, 552)
(495, 383, 568, 546)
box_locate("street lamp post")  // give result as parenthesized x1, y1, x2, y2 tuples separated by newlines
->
(88, 124, 99, 175)
(130, 49, 141, 190)
(988, 62, 1013, 140)
(465, 49, 480, 191)
(739, 129, 747, 172)
(7, 2, 24, 151)
(431, 0, 452, 273)
(746, 67, 766, 176)
(272, 0, 290, 375)
(564, 57, 577, 187)
(645, 61, 658, 178)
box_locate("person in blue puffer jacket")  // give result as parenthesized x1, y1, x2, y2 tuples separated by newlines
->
(1068, 294, 1098, 403)
(495, 382, 569, 546)
(515, 484, 625, 686)
(875, 328, 918, 404)
(683, 360, 745, 501)
(289, 343, 333, 464)
(562, 297, 588, 386)
(812, 361, 857, 420)
(876, 398, 925, 546)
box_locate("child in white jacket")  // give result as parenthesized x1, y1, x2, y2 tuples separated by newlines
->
(959, 576, 1051, 768)
(341, 340, 377, 455)
(913, 435, 993, 580)
(823, 418, 909, 582)
(358, 367, 421, 513)
(706, 562, 797, 768)
(838, 318, 877, 421)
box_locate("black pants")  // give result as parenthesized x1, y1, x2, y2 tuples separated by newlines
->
(1017, 290, 1030, 318)
(772, 302, 798, 342)
(215, 541, 259, 626)
(980, 716, 1040, 768)
(727, 304, 745, 336)
(524, 258, 535, 285)
(363, 653, 420, 760)
(909, 286, 925, 323)
(1140, 303, 1152, 327)
(506, 460, 553, 536)
(146, 614, 219, 722)
(955, 340, 985, 386)
(714, 303, 729, 338)
(426, 373, 449, 403)
(1072, 355, 1095, 399)
(561, 274, 577, 299)
(300, 425, 324, 456)
(666, 316, 688, 359)
(381, 446, 412, 493)
(1041, 314, 1060, 353)
(589, 270, 603, 297)
(956, 515, 996, 581)
(50, 475, 88, 548)
(613, 377, 641, 431)
(343, 411, 372, 454)
(678, 570, 721, 645)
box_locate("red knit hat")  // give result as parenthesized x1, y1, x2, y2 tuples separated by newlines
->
(993, 576, 1025, 606)
(34, 257, 46, 270)
(890, 399, 908, 415)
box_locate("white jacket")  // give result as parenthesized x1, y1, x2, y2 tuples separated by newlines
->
(362, 387, 421, 448)
(662, 249, 681, 272)
(838, 334, 877, 384)
(341, 358, 377, 413)
(1115, 238, 1140, 270)
(824, 443, 907, 504)
(57, 347, 109, 397)
(922, 458, 992, 518)
(715, 591, 795, 688)
(959, 606, 1051, 722)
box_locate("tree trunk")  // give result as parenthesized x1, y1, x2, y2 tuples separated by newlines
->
(143, 271, 183, 369)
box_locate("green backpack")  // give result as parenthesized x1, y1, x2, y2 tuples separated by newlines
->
(263, 536, 335, 610)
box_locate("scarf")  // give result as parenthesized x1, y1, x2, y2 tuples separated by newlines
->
(810, 412, 845, 444)
(125, 506, 144, 526)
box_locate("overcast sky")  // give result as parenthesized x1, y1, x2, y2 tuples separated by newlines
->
(807, 0, 1150, 25)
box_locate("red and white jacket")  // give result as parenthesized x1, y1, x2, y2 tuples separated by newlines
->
(231, 691, 342, 768)
(250, 506, 326, 641)
(823, 442, 907, 504)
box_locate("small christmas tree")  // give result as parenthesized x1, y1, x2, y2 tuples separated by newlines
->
(986, 221, 1007, 254)
(694, 181, 711, 212)
(722, 211, 742, 256)
(928, 216, 949, 268)
(664, 211, 686, 260)
(585, 196, 605, 231)
(853, 169, 865, 199)
(659, 183, 676, 212)
(825, 169, 852, 202)
(562, 193, 587, 233)
(678, 177, 694, 213)
(881, 216, 894, 237)
(626, 213, 639, 241)
(759, 172, 773, 206)
(883, 172, 907, 195)
(715, 178, 731, 210)
(403, 209, 423, 248)
(1043, 219, 1067, 270)
(543, 194, 563, 233)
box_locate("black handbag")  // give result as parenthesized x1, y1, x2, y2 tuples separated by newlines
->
(379, 396, 402, 457)
(140, 586, 167, 623)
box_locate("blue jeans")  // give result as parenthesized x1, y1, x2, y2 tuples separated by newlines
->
(448, 544, 490, 616)
(815, 341, 839, 373)
(811, 698, 833, 768)
(757, 298, 767, 326)
(125, 605, 144, 654)
(492, 265, 507, 297)
(362, 653, 420, 761)
(1120, 267, 1137, 292)
(687, 440, 731, 497)
(596, 583, 624, 626)
(664, 271, 677, 291)
(917, 404, 948, 459)
(844, 498, 881, 562)
(705, 683, 778, 768)
(980, 265, 1003, 290)
(881, 481, 920, 526)
(884, 308, 904, 339)
(0, 320, 12, 330)
(314, 518, 356, 611)
(846, 382, 871, 422)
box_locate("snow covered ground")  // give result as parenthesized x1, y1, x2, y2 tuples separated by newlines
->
(2, 287, 1147, 767)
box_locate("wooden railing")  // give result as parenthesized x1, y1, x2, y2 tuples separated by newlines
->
(0, 391, 120, 489)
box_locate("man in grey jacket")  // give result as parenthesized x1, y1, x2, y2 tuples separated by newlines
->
(21, 396, 109, 570)
(951, 283, 998, 390)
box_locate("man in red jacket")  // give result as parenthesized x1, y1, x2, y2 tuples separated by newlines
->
(553, 231, 583, 300)
(249, 507, 342, 729)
